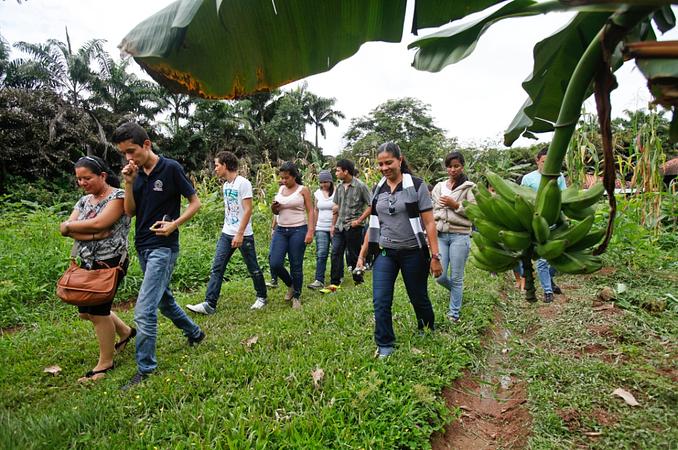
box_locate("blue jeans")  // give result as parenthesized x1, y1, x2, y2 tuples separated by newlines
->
(536, 258, 557, 294)
(205, 233, 267, 308)
(314, 230, 331, 283)
(435, 232, 471, 319)
(135, 247, 202, 375)
(372, 247, 435, 348)
(269, 225, 307, 298)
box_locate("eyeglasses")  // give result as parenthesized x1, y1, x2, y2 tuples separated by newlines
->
(388, 193, 396, 215)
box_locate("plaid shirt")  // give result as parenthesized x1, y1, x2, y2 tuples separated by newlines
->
(333, 177, 371, 231)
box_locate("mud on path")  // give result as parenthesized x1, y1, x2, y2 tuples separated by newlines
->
(432, 313, 531, 450)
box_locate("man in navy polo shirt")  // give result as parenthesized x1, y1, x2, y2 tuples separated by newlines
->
(113, 122, 205, 390)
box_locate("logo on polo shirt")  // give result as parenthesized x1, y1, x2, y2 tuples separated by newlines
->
(153, 180, 163, 192)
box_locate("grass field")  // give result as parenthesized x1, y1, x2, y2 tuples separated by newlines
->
(1, 193, 675, 448)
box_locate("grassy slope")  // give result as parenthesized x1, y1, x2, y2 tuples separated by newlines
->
(501, 225, 677, 449)
(0, 211, 498, 449)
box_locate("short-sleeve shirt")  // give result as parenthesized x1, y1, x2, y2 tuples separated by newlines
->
(521, 170, 567, 192)
(373, 176, 432, 249)
(74, 189, 130, 264)
(333, 178, 371, 231)
(222, 175, 253, 236)
(133, 156, 196, 252)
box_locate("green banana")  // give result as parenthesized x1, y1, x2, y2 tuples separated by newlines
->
(513, 194, 535, 231)
(489, 195, 525, 231)
(531, 213, 550, 244)
(560, 184, 580, 203)
(471, 255, 515, 273)
(463, 202, 486, 222)
(550, 214, 594, 246)
(549, 251, 603, 274)
(472, 231, 504, 251)
(498, 230, 531, 251)
(536, 239, 568, 259)
(549, 252, 588, 274)
(485, 171, 517, 204)
(566, 228, 605, 252)
(475, 219, 503, 244)
(474, 189, 500, 222)
(535, 178, 562, 225)
(561, 182, 605, 210)
(562, 204, 596, 221)
(474, 243, 519, 266)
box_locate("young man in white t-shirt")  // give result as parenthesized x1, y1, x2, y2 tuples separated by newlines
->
(187, 151, 268, 314)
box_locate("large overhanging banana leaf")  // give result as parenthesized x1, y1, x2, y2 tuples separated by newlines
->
(119, 0, 407, 99)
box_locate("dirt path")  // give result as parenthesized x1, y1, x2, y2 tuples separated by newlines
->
(432, 307, 531, 450)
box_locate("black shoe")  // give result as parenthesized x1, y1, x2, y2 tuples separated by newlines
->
(121, 372, 148, 391)
(552, 284, 562, 295)
(544, 293, 554, 303)
(188, 330, 205, 346)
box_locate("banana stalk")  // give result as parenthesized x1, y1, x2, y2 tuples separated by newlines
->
(538, 8, 653, 187)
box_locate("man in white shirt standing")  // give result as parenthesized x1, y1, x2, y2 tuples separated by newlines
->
(187, 151, 268, 314)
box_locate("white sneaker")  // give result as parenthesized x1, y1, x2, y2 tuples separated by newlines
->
(284, 286, 295, 301)
(307, 280, 324, 289)
(291, 298, 301, 309)
(250, 297, 267, 310)
(186, 302, 215, 315)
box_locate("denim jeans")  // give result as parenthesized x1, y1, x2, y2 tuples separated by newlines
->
(135, 247, 202, 375)
(205, 233, 267, 308)
(269, 225, 307, 298)
(330, 227, 363, 284)
(314, 230, 331, 283)
(372, 247, 435, 348)
(536, 258, 557, 294)
(435, 232, 471, 319)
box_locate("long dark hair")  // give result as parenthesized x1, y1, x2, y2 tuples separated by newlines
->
(279, 161, 303, 185)
(74, 156, 120, 188)
(377, 142, 412, 174)
(444, 151, 468, 189)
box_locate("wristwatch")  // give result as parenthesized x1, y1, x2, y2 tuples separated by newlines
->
(431, 253, 442, 261)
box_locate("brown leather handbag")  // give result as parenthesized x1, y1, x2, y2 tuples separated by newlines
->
(56, 257, 124, 307)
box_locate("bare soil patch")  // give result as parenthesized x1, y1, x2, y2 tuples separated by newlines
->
(0, 324, 24, 335)
(432, 318, 531, 450)
(432, 377, 530, 449)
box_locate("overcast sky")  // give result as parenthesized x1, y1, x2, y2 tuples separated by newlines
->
(2, 1, 675, 155)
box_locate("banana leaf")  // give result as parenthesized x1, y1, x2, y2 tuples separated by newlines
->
(503, 12, 612, 145)
(412, 0, 505, 32)
(636, 57, 678, 141)
(119, 0, 406, 99)
(409, 0, 572, 73)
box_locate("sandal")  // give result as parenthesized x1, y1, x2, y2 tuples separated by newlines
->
(78, 364, 114, 382)
(114, 327, 136, 353)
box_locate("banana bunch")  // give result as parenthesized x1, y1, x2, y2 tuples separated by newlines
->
(466, 171, 606, 275)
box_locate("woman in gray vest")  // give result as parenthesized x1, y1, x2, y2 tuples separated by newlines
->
(356, 142, 443, 359)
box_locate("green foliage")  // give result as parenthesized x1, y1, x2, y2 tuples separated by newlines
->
(341, 97, 457, 178)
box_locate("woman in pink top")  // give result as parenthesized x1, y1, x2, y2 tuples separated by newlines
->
(270, 162, 315, 308)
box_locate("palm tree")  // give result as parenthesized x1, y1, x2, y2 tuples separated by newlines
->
(89, 56, 156, 120)
(149, 85, 194, 135)
(305, 94, 345, 151)
(13, 29, 106, 106)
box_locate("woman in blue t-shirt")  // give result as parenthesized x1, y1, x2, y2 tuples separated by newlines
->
(356, 143, 443, 359)
(59, 156, 135, 382)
